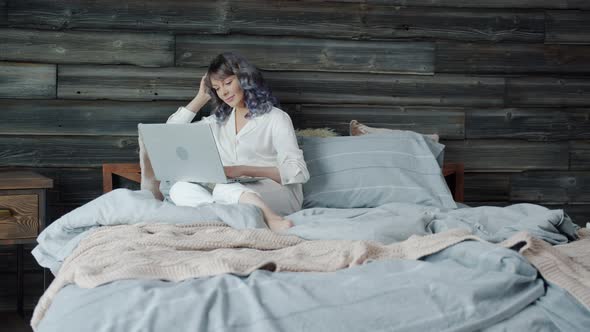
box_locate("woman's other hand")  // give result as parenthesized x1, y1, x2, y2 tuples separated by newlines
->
(224, 166, 244, 178)
(223, 166, 282, 184)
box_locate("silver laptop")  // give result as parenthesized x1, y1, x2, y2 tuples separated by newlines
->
(138, 123, 265, 184)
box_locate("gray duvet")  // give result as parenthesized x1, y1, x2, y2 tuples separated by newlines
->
(32, 189, 589, 331)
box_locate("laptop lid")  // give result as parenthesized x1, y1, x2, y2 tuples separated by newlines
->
(138, 123, 229, 183)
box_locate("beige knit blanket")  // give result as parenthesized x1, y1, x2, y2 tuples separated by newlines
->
(504, 228, 590, 310)
(31, 223, 590, 329)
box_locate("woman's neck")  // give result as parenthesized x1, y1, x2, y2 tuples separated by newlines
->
(235, 103, 249, 117)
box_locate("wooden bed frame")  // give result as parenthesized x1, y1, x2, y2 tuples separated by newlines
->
(102, 162, 464, 202)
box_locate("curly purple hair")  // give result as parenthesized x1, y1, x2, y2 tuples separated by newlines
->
(205, 52, 279, 123)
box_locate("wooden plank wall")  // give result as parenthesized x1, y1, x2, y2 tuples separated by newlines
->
(1, 0, 590, 310)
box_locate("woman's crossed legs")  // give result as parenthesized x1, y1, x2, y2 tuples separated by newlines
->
(169, 180, 300, 231)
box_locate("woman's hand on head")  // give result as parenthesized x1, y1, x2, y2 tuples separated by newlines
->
(184, 74, 211, 114)
(224, 166, 244, 179)
(196, 74, 211, 102)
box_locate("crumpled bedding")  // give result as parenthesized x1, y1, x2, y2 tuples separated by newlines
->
(31, 189, 589, 332)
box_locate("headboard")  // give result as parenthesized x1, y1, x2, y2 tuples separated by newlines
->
(102, 163, 141, 193)
(102, 162, 464, 202)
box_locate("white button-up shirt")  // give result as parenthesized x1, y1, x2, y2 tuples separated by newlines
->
(167, 106, 310, 185)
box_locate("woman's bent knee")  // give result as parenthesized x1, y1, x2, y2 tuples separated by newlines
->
(169, 181, 214, 207)
(213, 183, 258, 205)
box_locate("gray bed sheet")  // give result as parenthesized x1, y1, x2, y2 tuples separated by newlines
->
(32, 189, 589, 331)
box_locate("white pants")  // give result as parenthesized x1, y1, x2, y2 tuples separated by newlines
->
(169, 179, 304, 216)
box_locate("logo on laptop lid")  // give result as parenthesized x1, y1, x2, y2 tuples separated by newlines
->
(176, 146, 189, 161)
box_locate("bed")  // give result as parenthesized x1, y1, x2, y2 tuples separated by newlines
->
(102, 162, 464, 201)
(30, 131, 590, 331)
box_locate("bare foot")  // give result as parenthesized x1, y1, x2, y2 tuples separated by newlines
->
(267, 217, 293, 232)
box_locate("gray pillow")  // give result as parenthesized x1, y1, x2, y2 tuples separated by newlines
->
(301, 132, 457, 209)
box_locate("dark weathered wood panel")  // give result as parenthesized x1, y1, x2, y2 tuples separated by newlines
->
(265, 72, 505, 106)
(0, 245, 44, 311)
(0, 62, 55, 99)
(228, 0, 362, 39)
(0, 28, 173, 67)
(546, 11, 590, 44)
(543, 204, 589, 227)
(506, 77, 590, 107)
(444, 140, 569, 171)
(6, 0, 227, 32)
(295, 105, 464, 138)
(0, 99, 191, 136)
(0, 245, 38, 273)
(58, 65, 505, 106)
(437, 43, 590, 74)
(229, 2, 546, 42)
(46, 203, 79, 224)
(0, 272, 44, 311)
(466, 108, 590, 141)
(0, 0, 6, 26)
(464, 173, 510, 201)
(9, 167, 103, 204)
(562, 205, 589, 227)
(510, 171, 590, 202)
(6, 0, 590, 35)
(41, 167, 139, 203)
(570, 140, 590, 170)
(463, 201, 510, 208)
(462, 202, 589, 227)
(366, 1, 590, 9)
(58, 65, 204, 100)
(365, 7, 544, 42)
(177, 35, 434, 74)
(7, 1, 589, 41)
(0, 136, 138, 167)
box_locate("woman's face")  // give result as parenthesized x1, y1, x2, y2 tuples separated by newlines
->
(210, 75, 245, 109)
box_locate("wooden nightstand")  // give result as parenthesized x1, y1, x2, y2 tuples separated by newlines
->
(0, 171, 53, 317)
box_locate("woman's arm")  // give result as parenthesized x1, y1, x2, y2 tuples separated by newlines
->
(167, 75, 211, 124)
(187, 74, 211, 113)
(185, 93, 210, 114)
(224, 166, 282, 184)
(224, 110, 309, 185)
(271, 111, 310, 185)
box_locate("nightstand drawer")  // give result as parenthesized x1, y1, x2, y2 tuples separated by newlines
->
(0, 194, 39, 240)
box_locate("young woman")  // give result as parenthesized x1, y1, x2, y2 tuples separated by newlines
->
(166, 52, 309, 232)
